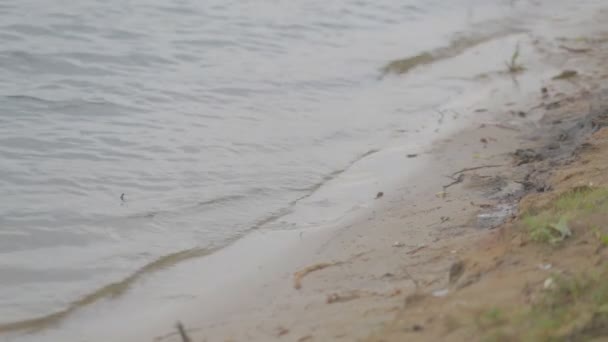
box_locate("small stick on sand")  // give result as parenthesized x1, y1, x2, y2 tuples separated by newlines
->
(450, 164, 503, 177)
(443, 174, 464, 190)
(176, 321, 192, 342)
(326, 288, 402, 304)
(293, 262, 342, 290)
(559, 45, 591, 53)
(406, 245, 427, 256)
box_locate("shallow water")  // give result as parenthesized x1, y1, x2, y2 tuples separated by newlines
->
(0, 0, 550, 327)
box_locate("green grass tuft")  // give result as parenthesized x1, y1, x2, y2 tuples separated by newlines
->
(505, 43, 525, 74)
(477, 269, 608, 341)
(522, 187, 608, 245)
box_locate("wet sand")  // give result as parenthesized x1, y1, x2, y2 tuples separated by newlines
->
(6, 2, 608, 342)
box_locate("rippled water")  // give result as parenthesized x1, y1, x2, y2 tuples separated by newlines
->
(0, 0, 529, 326)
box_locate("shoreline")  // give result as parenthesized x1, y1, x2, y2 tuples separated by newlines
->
(149, 15, 608, 341)
(7, 2, 608, 341)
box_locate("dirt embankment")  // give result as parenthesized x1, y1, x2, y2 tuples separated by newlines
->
(369, 80, 608, 341)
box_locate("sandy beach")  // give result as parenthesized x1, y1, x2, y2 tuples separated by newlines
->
(4, 2, 608, 342)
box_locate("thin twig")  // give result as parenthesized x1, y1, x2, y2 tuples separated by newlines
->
(450, 164, 503, 177)
(559, 45, 591, 53)
(176, 321, 192, 342)
(406, 245, 427, 256)
(442, 174, 464, 190)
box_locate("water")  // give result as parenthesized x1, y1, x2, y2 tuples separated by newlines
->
(0, 0, 538, 328)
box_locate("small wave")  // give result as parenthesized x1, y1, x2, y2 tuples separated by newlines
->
(257, 148, 381, 230)
(3, 94, 138, 116)
(3, 24, 53, 37)
(1, 50, 110, 76)
(286, 148, 379, 200)
(57, 51, 174, 68)
(0, 246, 223, 333)
(190, 148, 382, 233)
(195, 194, 246, 208)
(3, 94, 55, 105)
